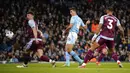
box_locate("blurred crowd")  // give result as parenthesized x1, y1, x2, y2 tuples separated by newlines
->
(0, 0, 130, 63)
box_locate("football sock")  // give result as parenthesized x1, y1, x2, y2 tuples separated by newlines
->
(65, 52, 70, 66)
(70, 51, 82, 64)
(23, 53, 30, 65)
(112, 52, 118, 61)
(98, 53, 105, 62)
(40, 55, 50, 62)
(84, 50, 94, 63)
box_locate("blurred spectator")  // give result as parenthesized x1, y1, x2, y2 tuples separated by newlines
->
(9, 55, 19, 63)
(91, 19, 99, 33)
(0, 0, 129, 62)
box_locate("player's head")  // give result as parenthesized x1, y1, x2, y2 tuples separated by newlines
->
(69, 7, 77, 16)
(26, 12, 34, 20)
(106, 7, 113, 15)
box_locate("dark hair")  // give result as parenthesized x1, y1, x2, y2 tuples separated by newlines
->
(106, 7, 113, 12)
(27, 12, 34, 15)
(69, 7, 76, 12)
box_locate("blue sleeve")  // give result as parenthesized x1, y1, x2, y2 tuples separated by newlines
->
(116, 19, 121, 26)
(70, 17, 74, 24)
(81, 20, 85, 27)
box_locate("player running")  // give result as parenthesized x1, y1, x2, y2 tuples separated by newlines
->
(63, 7, 90, 66)
(93, 44, 108, 66)
(90, 33, 108, 66)
(79, 7, 124, 68)
(17, 12, 56, 68)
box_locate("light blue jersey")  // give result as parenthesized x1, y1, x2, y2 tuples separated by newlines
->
(70, 15, 85, 34)
(65, 15, 84, 65)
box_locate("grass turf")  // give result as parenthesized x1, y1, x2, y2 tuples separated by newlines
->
(0, 62, 130, 73)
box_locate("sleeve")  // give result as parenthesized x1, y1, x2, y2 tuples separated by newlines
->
(70, 17, 74, 24)
(81, 20, 85, 27)
(99, 16, 104, 24)
(28, 20, 36, 28)
(116, 19, 121, 26)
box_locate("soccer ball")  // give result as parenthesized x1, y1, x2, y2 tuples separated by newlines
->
(5, 30, 14, 39)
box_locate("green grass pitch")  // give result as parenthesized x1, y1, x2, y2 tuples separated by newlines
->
(0, 62, 130, 73)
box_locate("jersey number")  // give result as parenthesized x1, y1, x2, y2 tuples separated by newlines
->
(107, 19, 113, 29)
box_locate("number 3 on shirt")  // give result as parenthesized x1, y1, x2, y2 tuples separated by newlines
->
(107, 19, 113, 29)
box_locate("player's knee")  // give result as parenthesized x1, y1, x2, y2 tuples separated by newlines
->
(66, 44, 73, 52)
(37, 49, 43, 56)
(102, 49, 107, 55)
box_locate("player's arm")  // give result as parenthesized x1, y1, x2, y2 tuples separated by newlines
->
(64, 24, 73, 34)
(91, 16, 103, 43)
(81, 20, 90, 34)
(83, 20, 90, 29)
(64, 17, 74, 34)
(117, 20, 124, 38)
(96, 16, 103, 35)
(28, 20, 37, 40)
(38, 29, 44, 38)
(32, 27, 37, 40)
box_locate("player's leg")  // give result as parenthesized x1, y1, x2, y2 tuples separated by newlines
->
(36, 49, 50, 62)
(66, 44, 83, 65)
(80, 36, 104, 68)
(17, 51, 30, 68)
(23, 52, 30, 67)
(16, 39, 32, 68)
(83, 42, 99, 63)
(96, 48, 107, 66)
(94, 51, 99, 57)
(16, 40, 34, 68)
(36, 42, 56, 67)
(63, 52, 70, 66)
(66, 32, 83, 65)
(107, 40, 123, 68)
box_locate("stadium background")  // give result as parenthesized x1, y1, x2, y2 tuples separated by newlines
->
(0, 0, 130, 63)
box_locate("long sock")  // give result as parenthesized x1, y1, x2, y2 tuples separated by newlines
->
(84, 50, 94, 63)
(40, 55, 50, 62)
(112, 52, 118, 61)
(91, 54, 96, 59)
(23, 53, 30, 65)
(98, 53, 105, 62)
(70, 51, 83, 64)
(65, 52, 70, 66)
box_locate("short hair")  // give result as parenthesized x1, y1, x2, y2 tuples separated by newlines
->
(27, 12, 34, 15)
(106, 7, 113, 12)
(69, 7, 76, 12)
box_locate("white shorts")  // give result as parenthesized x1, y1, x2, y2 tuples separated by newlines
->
(25, 38, 42, 49)
(66, 32, 78, 44)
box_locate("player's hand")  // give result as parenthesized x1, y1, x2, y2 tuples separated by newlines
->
(91, 34, 98, 44)
(91, 38, 96, 44)
(86, 20, 90, 25)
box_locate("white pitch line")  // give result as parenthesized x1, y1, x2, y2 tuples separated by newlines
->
(38, 61, 130, 64)
(42, 68, 130, 70)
